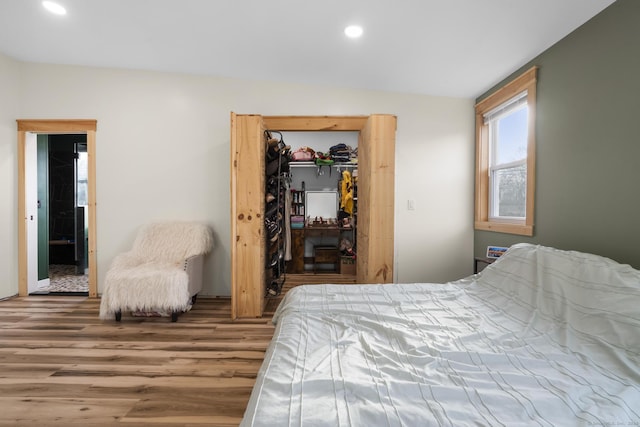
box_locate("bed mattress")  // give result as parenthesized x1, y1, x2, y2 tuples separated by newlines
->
(241, 244, 640, 426)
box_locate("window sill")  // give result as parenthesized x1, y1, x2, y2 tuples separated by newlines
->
(475, 221, 533, 236)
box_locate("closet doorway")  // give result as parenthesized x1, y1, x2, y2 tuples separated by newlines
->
(230, 114, 396, 319)
(17, 120, 98, 298)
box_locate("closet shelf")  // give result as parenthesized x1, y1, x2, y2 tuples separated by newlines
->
(289, 162, 358, 169)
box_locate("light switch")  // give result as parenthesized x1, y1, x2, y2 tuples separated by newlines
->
(408, 199, 415, 210)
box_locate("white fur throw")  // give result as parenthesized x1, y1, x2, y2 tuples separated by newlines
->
(131, 222, 213, 263)
(99, 222, 213, 320)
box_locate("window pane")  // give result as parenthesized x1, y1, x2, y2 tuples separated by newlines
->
(496, 106, 528, 164)
(492, 164, 526, 218)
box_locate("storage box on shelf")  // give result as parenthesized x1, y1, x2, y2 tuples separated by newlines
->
(314, 245, 339, 273)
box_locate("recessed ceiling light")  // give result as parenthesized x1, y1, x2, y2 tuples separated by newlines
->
(42, 1, 67, 16)
(344, 25, 363, 39)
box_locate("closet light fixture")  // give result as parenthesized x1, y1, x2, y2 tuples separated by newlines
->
(344, 25, 363, 38)
(42, 1, 67, 15)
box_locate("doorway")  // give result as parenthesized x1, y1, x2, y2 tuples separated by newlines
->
(30, 134, 89, 295)
(17, 119, 98, 298)
(230, 114, 396, 319)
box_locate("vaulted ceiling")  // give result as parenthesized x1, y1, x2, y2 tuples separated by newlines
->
(0, 0, 616, 98)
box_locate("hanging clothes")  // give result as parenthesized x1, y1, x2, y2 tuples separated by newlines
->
(340, 170, 354, 215)
(284, 180, 292, 261)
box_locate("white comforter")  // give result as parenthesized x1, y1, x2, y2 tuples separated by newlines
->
(241, 244, 640, 426)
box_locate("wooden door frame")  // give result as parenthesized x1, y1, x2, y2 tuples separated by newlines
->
(231, 114, 396, 318)
(17, 119, 98, 297)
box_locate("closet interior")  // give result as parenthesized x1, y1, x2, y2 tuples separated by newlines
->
(263, 130, 360, 298)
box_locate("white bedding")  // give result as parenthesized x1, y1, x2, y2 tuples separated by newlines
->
(241, 244, 640, 426)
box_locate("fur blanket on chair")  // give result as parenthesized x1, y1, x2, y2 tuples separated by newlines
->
(131, 222, 213, 263)
(99, 222, 213, 320)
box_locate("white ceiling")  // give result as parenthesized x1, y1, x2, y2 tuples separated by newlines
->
(0, 0, 616, 98)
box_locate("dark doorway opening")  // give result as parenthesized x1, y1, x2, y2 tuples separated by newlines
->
(31, 134, 89, 296)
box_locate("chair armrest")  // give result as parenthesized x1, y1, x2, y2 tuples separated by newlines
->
(110, 251, 145, 269)
(184, 254, 205, 297)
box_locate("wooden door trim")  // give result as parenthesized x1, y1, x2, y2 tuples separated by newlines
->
(17, 119, 97, 133)
(17, 119, 98, 297)
(263, 116, 368, 132)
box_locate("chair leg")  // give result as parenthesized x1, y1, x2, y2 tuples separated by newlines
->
(115, 310, 122, 322)
(171, 311, 179, 322)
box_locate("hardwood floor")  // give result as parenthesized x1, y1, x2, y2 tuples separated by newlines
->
(0, 273, 354, 425)
(265, 273, 357, 312)
(0, 296, 276, 426)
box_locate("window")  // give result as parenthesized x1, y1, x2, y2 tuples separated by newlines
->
(475, 67, 537, 236)
(488, 93, 528, 220)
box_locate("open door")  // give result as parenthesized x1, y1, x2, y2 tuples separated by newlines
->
(356, 114, 396, 283)
(24, 133, 40, 294)
(230, 113, 266, 319)
(36, 135, 50, 287)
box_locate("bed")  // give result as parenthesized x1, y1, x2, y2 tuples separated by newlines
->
(241, 243, 640, 426)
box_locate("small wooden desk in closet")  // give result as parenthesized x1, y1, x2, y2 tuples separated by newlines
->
(289, 227, 343, 273)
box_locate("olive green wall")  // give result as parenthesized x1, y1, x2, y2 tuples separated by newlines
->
(474, 0, 640, 268)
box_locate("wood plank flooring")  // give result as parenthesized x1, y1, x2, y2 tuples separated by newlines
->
(0, 296, 276, 426)
(0, 273, 355, 425)
(265, 273, 357, 312)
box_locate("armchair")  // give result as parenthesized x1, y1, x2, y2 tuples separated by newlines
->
(99, 221, 213, 322)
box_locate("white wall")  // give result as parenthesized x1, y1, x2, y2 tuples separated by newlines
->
(394, 96, 476, 283)
(0, 53, 20, 299)
(0, 56, 474, 299)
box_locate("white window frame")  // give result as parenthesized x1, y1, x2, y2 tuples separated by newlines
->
(487, 97, 528, 222)
(475, 67, 537, 236)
